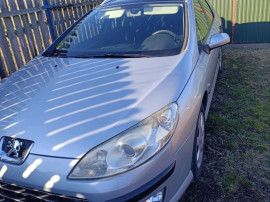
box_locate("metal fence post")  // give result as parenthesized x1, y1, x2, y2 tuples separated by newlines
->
(42, 0, 56, 41)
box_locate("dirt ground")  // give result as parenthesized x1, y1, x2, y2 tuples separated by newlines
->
(180, 44, 270, 201)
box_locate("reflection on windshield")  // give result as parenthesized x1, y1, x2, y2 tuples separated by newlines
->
(54, 3, 185, 58)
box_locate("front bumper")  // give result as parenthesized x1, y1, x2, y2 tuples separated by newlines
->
(0, 133, 194, 202)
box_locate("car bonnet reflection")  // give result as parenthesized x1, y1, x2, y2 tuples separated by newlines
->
(0, 55, 183, 158)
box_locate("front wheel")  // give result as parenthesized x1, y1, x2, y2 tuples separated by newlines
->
(191, 105, 205, 179)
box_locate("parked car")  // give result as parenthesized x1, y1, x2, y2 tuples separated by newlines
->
(0, 0, 229, 201)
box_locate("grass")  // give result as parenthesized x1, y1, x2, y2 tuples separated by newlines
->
(181, 46, 270, 201)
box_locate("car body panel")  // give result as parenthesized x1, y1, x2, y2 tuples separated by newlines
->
(0, 53, 194, 158)
(0, 0, 228, 201)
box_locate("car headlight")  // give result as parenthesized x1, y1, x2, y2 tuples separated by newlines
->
(68, 103, 179, 179)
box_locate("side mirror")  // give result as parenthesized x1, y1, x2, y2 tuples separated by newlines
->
(203, 33, 230, 54)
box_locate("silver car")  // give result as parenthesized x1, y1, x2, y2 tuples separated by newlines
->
(0, 0, 229, 201)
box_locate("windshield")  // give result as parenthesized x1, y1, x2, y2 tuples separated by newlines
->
(52, 3, 185, 58)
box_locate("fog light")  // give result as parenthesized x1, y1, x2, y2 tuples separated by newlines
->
(146, 190, 164, 202)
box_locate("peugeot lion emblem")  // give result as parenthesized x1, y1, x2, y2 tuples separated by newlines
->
(7, 140, 23, 158)
(0, 136, 34, 165)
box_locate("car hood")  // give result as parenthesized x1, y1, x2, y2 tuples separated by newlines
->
(0, 53, 192, 158)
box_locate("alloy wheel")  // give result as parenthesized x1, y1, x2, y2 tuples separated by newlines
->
(196, 112, 205, 169)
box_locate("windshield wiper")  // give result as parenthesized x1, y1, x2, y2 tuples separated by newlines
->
(92, 53, 150, 58)
(45, 49, 68, 57)
(47, 53, 150, 59)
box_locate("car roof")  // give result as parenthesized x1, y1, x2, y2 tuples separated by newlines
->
(101, 0, 185, 7)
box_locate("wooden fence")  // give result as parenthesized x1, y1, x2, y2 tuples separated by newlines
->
(0, 0, 102, 79)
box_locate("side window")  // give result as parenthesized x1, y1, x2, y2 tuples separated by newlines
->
(199, 0, 214, 25)
(193, 0, 209, 50)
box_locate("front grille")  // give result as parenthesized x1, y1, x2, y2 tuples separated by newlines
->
(0, 181, 88, 202)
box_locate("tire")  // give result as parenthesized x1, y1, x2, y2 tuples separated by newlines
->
(191, 105, 205, 180)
